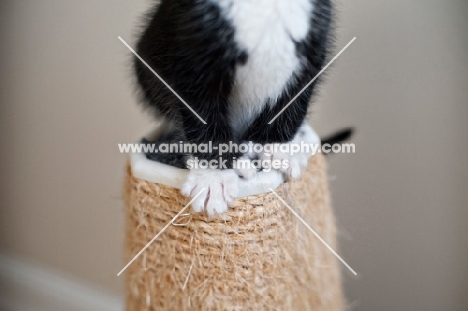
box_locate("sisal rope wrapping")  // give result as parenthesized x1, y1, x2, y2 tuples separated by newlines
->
(124, 154, 343, 310)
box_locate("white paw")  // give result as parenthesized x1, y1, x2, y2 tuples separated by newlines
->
(261, 151, 308, 180)
(234, 154, 259, 180)
(181, 169, 239, 216)
(261, 123, 316, 180)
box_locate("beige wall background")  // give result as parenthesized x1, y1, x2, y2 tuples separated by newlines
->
(1, 1, 467, 310)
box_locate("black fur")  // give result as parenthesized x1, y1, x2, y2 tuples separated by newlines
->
(134, 0, 333, 168)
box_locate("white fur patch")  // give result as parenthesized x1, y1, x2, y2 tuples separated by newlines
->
(181, 169, 239, 216)
(213, 0, 314, 132)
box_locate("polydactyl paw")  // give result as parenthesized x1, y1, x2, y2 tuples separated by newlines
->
(181, 168, 239, 216)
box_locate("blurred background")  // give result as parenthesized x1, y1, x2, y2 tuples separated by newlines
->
(1, 0, 467, 310)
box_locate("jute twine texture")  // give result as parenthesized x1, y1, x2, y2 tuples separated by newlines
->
(124, 154, 343, 311)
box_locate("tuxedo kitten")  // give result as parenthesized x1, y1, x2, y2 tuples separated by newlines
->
(134, 0, 333, 216)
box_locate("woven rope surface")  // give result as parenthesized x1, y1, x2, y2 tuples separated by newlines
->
(124, 154, 343, 310)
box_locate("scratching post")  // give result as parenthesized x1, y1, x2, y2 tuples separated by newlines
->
(123, 151, 344, 310)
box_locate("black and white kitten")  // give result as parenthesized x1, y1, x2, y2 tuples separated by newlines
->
(134, 0, 333, 215)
